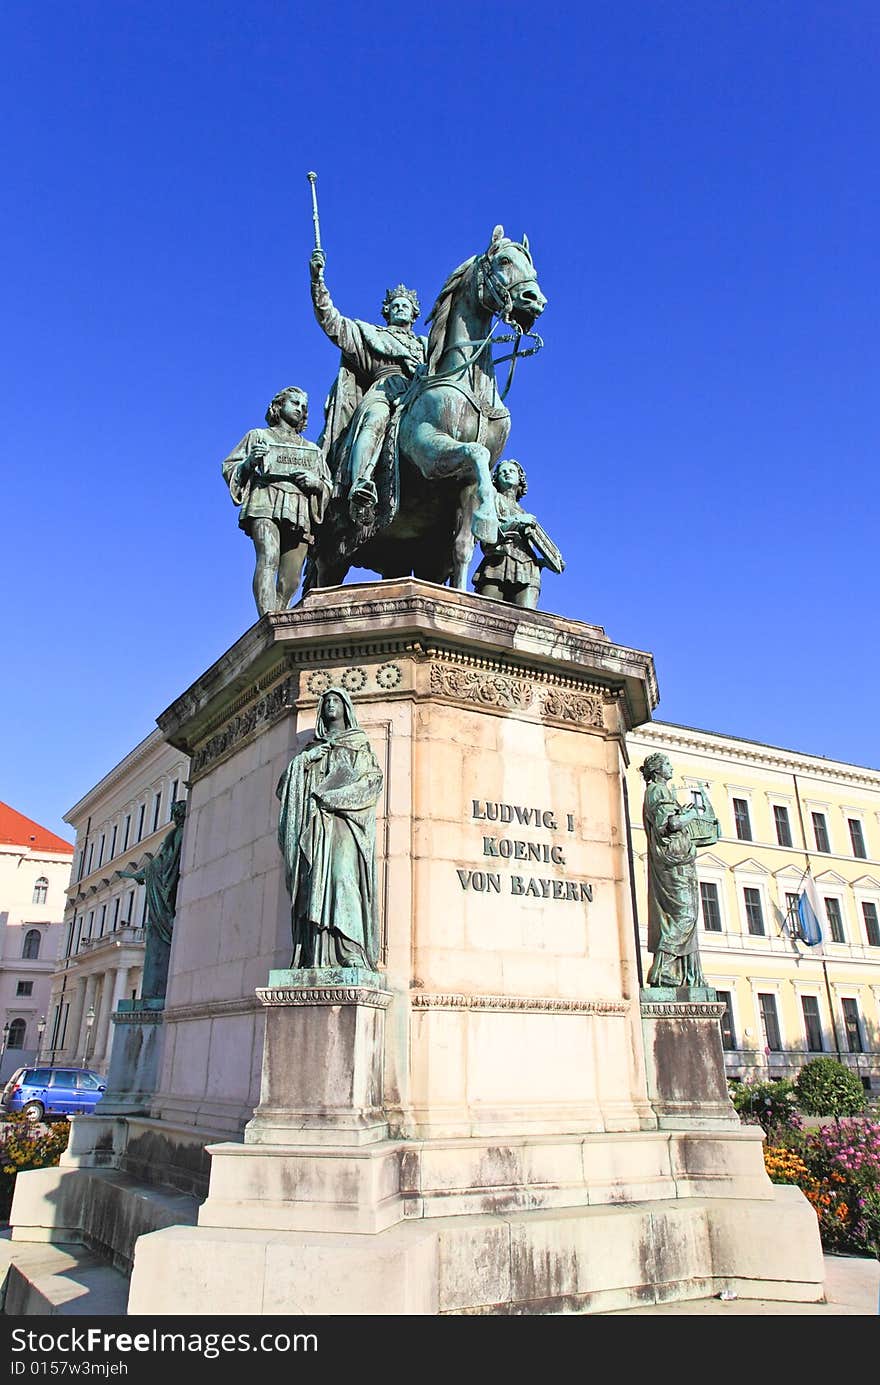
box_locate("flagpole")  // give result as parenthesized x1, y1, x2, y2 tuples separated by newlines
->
(793, 772, 843, 1061)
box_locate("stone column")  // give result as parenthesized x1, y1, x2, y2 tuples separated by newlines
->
(60, 977, 86, 1065)
(99, 965, 130, 1072)
(76, 973, 98, 1064)
(93, 970, 119, 1068)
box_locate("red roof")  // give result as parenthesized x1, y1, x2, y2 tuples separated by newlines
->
(0, 801, 73, 854)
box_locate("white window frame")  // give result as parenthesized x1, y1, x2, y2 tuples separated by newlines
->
(768, 795, 796, 849)
(726, 785, 756, 843)
(696, 852, 728, 935)
(732, 860, 772, 939)
(803, 799, 834, 855)
(841, 810, 869, 861)
(851, 877, 880, 948)
(797, 988, 827, 1053)
(750, 980, 786, 1053)
(838, 994, 866, 1054)
(711, 978, 740, 1050)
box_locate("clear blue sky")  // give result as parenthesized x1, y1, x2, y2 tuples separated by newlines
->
(2, 1, 878, 841)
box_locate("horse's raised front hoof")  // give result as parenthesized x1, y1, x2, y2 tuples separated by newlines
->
(471, 509, 499, 545)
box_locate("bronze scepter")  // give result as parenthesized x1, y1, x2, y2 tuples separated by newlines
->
(307, 171, 322, 251)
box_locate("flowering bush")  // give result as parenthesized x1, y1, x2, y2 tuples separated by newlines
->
(730, 1078, 802, 1139)
(0, 1114, 70, 1219)
(764, 1119, 880, 1257)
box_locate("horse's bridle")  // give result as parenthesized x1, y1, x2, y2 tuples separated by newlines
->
(422, 248, 544, 402)
(474, 246, 537, 325)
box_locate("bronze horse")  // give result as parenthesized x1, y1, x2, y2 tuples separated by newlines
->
(305, 227, 546, 591)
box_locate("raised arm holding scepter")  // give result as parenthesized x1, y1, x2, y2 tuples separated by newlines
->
(306, 171, 426, 525)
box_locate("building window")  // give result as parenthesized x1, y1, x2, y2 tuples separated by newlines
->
(732, 798, 752, 842)
(170, 781, 180, 816)
(22, 929, 41, 960)
(136, 804, 146, 843)
(7, 1019, 26, 1050)
(99, 904, 107, 938)
(16, 981, 34, 997)
(824, 898, 846, 944)
(700, 881, 722, 931)
(112, 897, 121, 930)
(97, 833, 105, 868)
(123, 815, 131, 852)
(125, 890, 134, 924)
(109, 824, 118, 860)
(49, 1003, 62, 1053)
(152, 792, 162, 834)
(773, 806, 793, 848)
(862, 902, 880, 947)
(812, 812, 830, 853)
(758, 993, 782, 1051)
(743, 887, 765, 936)
(841, 999, 863, 1054)
(32, 876, 48, 905)
(801, 996, 824, 1052)
(716, 990, 736, 1050)
(86, 843, 94, 875)
(848, 819, 867, 860)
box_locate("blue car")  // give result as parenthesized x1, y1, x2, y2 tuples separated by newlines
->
(1, 1066, 106, 1121)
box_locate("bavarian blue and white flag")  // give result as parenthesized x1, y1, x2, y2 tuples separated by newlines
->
(797, 874, 823, 947)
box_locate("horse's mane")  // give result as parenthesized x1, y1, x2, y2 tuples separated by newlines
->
(425, 256, 477, 375)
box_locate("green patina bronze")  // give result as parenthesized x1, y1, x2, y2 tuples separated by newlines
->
(305, 224, 546, 593)
(222, 385, 331, 617)
(310, 249, 427, 524)
(472, 459, 564, 609)
(640, 754, 720, 990)
(276, 688, 383, 970)
(116, 800, 186, 1002)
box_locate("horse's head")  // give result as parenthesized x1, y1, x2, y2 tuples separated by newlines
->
(476, 225, 547, 331)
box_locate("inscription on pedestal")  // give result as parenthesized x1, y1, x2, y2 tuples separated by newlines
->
(456, 798, 593, 902)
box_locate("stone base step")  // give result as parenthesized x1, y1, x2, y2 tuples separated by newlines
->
(1, 1241, 129, 1316)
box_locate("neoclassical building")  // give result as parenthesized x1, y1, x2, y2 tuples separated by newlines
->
(0, 802, 73, 1082)
(42, 730, 188, 1077)
(626, 722, 880, 1092)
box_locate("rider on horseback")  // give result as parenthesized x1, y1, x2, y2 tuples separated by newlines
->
(310, 249, 427, 523)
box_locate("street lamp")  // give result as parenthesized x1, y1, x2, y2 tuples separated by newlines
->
(0, 1022, 9, 1059)
(36, 1015, 46, 1061)
(83, 1005, 95, 1068)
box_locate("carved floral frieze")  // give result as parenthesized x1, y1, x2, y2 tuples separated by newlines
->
(411, 992, 628, 1015)
(190, 676, 297, 779)
(257, 986, 392, 1008)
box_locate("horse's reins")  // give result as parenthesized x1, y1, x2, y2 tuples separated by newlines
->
(419, 253, 545, 403)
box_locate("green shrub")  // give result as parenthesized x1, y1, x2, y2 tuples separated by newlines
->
(794, 1058, 866, 1119)
(0, 1114, 70, 1219)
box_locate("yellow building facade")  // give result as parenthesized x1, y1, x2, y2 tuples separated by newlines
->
(626, 722, 880, 1093)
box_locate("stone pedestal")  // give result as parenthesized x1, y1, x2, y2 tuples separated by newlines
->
(244, 969, 392, 1146)
(9, 579, 823, 1314)
(100, 999, 166, 1116)
(640, 992, 740, 1129)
